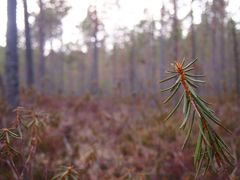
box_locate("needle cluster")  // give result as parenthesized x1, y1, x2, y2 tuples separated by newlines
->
(160, 58, 234, 177)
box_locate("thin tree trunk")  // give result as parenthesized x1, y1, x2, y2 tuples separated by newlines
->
(173, 0, 179, 61)
(79, 57, 85, 95)
(160, 4, 165, 81)
(211, 1, 221, 98)
(231, 20, 240, 98)
(5, 0, 19, 108)
(38, 0, 45, 92)
(112, 44, 117, 95)
(129, 33, 135, 96)
(219, 19, 226, 93)
(211, 19, 220, 96)
(219, 0, 226, 93)
(172, 0, 180, 103)
(90, 8, 99, 95)
(199, 11, 209, 95)
(23, 0, 34, 88)
(58, 57, 64, 94)
(190, 2, 196, 60)
(150, 20, 156, 95)
(58, 38, 64, 95)
(48, 51, 56, 94)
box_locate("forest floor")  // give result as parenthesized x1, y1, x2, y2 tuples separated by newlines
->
(0, 92, 240, 179)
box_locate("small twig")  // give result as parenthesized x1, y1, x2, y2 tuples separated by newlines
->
(6, 158, 21, 180)
(20, 137, 37, 179)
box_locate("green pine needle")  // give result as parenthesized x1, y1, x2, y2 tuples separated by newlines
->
(160, 58, 234, 177)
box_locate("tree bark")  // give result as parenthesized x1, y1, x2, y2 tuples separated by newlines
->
(5, 0, 19, 108)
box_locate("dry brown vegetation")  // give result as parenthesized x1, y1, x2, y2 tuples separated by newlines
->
(0, 92, 239, 179)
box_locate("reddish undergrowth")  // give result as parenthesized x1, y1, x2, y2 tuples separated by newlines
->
(0, 92, 239, 179)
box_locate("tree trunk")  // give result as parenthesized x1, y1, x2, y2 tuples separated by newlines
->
(129, 33, 136, 96)
(5, 0, 19, 108)
(58, 57, 64, 94)
(199, 11, 209, 95)
(38, 0, 45, 91)
(23, 0, 34, 88)
(150, 20, 156, 95)
(159, 4, 165, 81)
(219, 18, 226, 93)
(90, 9, 99, 95)
(79, 58, 85, 95)
(219, 0, 226, 93)
(211, 18, 220, 96)
(112, 44, 117, 94)
(172, 0, 180, 103)
(231, 20, 240, 98)
(173, 0, 179, 61)
(211, 1, 221, 98)
(58, 39, 64, 95)
(190, 2, 196, 60)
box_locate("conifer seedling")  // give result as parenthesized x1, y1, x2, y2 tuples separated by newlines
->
(160, 58, 234, 177)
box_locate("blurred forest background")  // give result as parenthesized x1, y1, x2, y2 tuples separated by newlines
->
(0, 0, 239, 100)
(0, 0, 240, 179)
